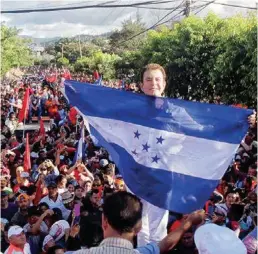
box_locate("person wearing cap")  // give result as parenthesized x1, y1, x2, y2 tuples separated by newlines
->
(23, 206, 50, 254)
(39, 181, 69, 220)
(1, 190, 18, 222)
(207, 205, 227, 227)
(42, 235, 55, 253)
(194, 223, 247, 254)
(61, 191, 75, 223)
(99, 159, 109, 169)
(1, 175, 13, 195)
(48, 219, 70, 248)
(4, 225, 31, 254)
(11, 193, 31, 227)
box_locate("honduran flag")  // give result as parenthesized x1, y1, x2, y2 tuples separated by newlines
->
(64, 80, 250, 213)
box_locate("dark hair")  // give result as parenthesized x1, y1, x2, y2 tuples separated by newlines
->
(55, 174, 66, 184)
(103, 191, 142, 234)
(66, 182, 75, 188)
(46, 245, 64, 254)
(38, 202, 50, 210)
(90, 189, 100, 196)
(103, 187, 115, 197)
(52, 208, 63, 222)
(79, 222, 103, 248)
(28, 206, 41, 217)
(74, 185, 82, 190)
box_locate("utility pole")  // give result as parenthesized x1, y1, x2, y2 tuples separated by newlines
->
(185, 0, 191, 17)
(61, 44, 64, 58)
(79, 34, 82, 59)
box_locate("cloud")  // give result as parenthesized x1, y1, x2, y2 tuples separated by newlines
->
(1, 0, 256, 38)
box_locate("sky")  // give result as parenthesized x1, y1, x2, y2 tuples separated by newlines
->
(1, 0, 257, 38)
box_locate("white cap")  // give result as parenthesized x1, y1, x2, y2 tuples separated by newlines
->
(99, 159, 108, 167)
(194, 224, 247, 254)
(49, 220, 70, 242)
(42, 235, 54, 251)
(20, 172, 30, 178)
(8, 226, 23, 238)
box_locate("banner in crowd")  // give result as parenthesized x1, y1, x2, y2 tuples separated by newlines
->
(64, 80, 251, 213)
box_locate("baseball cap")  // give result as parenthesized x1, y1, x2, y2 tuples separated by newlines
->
(49, 220, 70, 242)
(99, 159, 108, 168)
(17, 193, 30, 202)
(194, 224, 247, 254)
(42, 235, 54, 252)
(8, 226, 23, 238)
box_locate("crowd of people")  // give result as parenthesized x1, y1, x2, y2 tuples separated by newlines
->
(0, 65, 257, 254)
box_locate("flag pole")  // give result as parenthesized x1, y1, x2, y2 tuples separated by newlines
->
(23, 116, 26, 139)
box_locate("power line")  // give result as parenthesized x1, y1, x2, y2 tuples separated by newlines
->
(1, 0, 185, 14)
(198, 0, 256, 10)
(6, 1, 118, 12)
(192, 0, 216, 15)
(118, 0, 185, 45)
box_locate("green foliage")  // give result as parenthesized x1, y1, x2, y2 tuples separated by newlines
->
(109, 18, 146, 54)
(74, 51, 120, 79)
(57, 57, 69, 67)
(131, 13, 257, 107)
(1, 24, 33, 76)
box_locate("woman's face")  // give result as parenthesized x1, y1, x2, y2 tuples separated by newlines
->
(67, 184, 75, 193)
(141, 69, 166, 97)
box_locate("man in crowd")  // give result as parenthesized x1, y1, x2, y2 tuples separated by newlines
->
(74, 191, 205, 254)
(1, 191, 18, 222)
(4, 225, 31, 254)
(11, 193, 30, 227)
(40, 182, 68, 219)
(0, 66, 256, 254)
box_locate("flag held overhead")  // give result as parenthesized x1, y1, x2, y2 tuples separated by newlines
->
(64, 80, 250, 213)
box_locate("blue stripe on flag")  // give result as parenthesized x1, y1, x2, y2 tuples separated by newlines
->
(64, 80, 250, 213)
(89, 124, 218, 213)
(65, 80, 250, 144)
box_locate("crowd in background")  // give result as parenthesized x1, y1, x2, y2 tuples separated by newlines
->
(0, 66, 257, 254)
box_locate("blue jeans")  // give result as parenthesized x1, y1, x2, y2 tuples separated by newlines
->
(29, 105, 42, 121)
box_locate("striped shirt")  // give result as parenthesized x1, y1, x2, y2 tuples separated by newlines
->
(74, 237, 160, 254)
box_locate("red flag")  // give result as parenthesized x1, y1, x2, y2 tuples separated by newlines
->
(63, 70, 71, 80)
(24, 133, 31, 172)
(18, 88, 30, 123)
(39, 117, 46, 143)
(93, 70, 99, 80)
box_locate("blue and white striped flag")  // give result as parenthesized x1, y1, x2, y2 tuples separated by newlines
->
(65, 80, 250, 213)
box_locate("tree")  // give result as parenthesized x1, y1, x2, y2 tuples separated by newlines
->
(1, 24, 33, 76)
(131, 13, 257, 107)
(57, 57, 69, 67)
(74, 51, 120, 79)
(109, 17, 146, 54)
